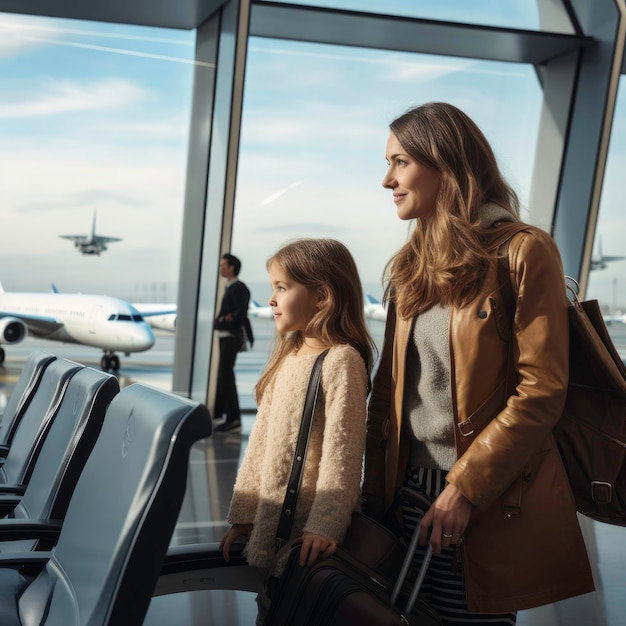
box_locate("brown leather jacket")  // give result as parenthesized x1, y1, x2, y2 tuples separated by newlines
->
(363, 225, 594, 613)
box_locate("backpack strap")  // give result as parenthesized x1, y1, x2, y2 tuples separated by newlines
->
(275, 349, 329, 551)
(489, 222, 532, 324)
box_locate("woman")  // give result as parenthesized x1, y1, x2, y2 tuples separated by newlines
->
(362, 102, 594, 625)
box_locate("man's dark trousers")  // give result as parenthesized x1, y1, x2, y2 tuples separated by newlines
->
(215, 334, 241, 423)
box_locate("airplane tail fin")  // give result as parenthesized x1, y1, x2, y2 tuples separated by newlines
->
(0, 281, 4, 294)
(366, 294, 381, 304)
(252, 299, 263, 308)
(51, 283, 60, 293)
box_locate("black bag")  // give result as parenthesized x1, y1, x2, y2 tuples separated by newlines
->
(496, 223, 626, 526)
(265, 519, 441, 626)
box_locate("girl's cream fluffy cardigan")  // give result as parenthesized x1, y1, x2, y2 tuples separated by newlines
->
(227, 344, 368, 570)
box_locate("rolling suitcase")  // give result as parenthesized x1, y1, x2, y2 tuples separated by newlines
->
(264, 517, 441, 626)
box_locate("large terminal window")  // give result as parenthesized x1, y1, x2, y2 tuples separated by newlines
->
(0, 13, 192, 306)
(265, 0, 574, 32)
(587, 77, 626, 356)
(233, 36, 543, 323)
(230, 36, 543, 411)
(0, 13, 193, 382)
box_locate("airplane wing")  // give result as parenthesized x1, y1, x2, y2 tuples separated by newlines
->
(97, 236, 123, 244)
(0, 311, 63, 337)
(137, 308, 177, 318)
(59, 235, 88, 242)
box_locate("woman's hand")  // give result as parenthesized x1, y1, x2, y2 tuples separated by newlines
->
(419, 483, 473, 554)
(219, 523, 253, 562)
(298, 532, 337, 567)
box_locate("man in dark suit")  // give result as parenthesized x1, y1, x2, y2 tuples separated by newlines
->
(213, 253, 253, 432)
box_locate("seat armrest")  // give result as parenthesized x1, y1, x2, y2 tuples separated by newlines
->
(0, 484, 26, 496)
(155, 542, 262, 597)
(161, 541, 246, 575)
(0, 518, 62, 541)
(0, 551, 51, 575)
(0, 494, 22, 517)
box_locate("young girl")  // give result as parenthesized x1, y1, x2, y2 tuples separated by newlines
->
(220, 238, 374, 621)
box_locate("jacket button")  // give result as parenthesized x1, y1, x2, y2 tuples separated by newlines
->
(478, 310, 487, 319)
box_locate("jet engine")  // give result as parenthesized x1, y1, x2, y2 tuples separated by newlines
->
(0, 317, 28, 344)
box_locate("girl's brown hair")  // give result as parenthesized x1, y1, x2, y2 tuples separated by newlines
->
(385, 102, 520, 318)
(255, 238, 375, 402)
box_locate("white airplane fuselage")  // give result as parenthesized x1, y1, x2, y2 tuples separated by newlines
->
(0, 291, 154, 352)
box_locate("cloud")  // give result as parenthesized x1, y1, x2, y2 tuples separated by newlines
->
(0, 77, 147, 118)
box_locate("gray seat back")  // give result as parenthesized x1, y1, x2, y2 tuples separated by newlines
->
(0, 359, 83, 487)
(11, 367, 120, 537)
(18, 383, 211, 626)
(0, 351, 56, 448)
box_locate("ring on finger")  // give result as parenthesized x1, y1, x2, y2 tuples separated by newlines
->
(442, 533, 453, 538)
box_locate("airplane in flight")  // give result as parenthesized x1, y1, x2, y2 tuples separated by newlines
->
(0, 282, 154, 371)
(59, 208, 123, 255)
(590, 237, 625, 270)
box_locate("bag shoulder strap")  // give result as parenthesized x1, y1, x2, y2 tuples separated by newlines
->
(492, 222, 533, 322)
(275, 349, 329, 550)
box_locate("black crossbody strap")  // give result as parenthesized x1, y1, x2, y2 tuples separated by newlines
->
(275, 349, 329, 551)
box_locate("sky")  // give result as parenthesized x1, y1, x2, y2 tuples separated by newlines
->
(0, 3, 624, 309)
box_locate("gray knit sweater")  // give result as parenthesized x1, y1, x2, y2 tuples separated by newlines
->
(404, 203, 516, 470)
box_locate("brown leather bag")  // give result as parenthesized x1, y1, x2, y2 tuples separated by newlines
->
(497, 224, 626, 526)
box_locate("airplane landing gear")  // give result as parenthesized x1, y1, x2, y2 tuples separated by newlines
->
(101, 352, 120, 372)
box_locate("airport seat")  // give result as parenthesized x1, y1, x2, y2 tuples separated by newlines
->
(0, 358, 83, 493)
(0, 366, 119, 544)
(0, 382, 211, 626)
(0, 351, 57, 455)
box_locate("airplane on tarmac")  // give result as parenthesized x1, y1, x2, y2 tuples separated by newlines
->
(364, 294, 387, 321)
(251, 297, 389, 321)
(0, 282, 154, 371)
(59, 208, 123, 256)
(130, 295, 387, 334)
(247, 299, 273, 319)
(134, 299, 274, 332)
(132, 303, 177, 332)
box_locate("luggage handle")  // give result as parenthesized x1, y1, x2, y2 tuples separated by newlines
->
(390, 518, 433, 613)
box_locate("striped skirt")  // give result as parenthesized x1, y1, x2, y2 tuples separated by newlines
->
(402, 466, 516, 626)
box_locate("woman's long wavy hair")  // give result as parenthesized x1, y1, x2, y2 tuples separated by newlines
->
(255, 238, 375, 403)
(384, 102, 520, 318)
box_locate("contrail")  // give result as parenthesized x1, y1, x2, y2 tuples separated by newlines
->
(259, 179, 306, 207)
